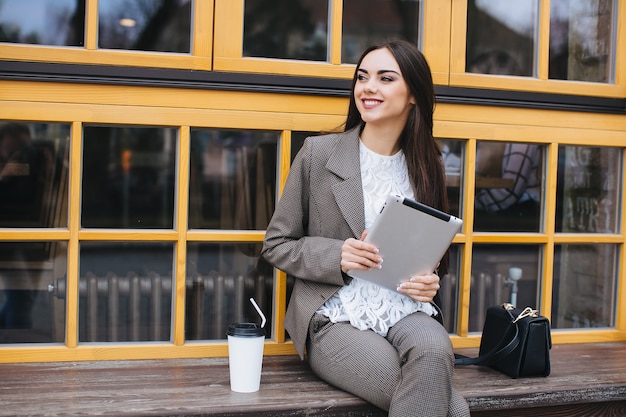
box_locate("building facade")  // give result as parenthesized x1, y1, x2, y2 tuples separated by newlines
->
(0, 0, 625, 362)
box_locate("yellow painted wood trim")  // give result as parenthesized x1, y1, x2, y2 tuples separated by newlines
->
(422, 0, 452, 85)
(329, 0, 343, 65)
(0, 100, 345, 133)
(186, 231, 266, 241)
(213, 0, 243, 58)
(0, 45, 213, 70)
(173, 126, 191, 346)
(1, 81, 349, 116)
(618, 149, 626, 331)
(0, 230, 70, 240)
(539, 142, 560, 319)
(456, 138, 476, 337)
(78, 230, 179, 240)
(274, 270, 287, 343)
(472, 234, 550, 244)
(552, 234, 625, 244)
(536, 0, 550, 80)
(65, 121, 83, 348)
(449, 0, 468, 75)
(192, 0, 214, 59)
(213, 56, 356, 78)
(85, 0, 98, 50)
(449, 72, 626, 98)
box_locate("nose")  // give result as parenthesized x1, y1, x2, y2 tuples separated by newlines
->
(364, 79, 377, 94)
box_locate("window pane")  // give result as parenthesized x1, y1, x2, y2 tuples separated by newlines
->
(0, 0, 85, 46)
(186, 243, 273, 341)
(439, 244, 461, 333)
(82, 125, 176, 229)
(549, 0, 615, 82)
(556, 146, 621, 233)
(0, 241, 67, 344)
(474, 141, 543, 232)
(439, 138, 464, 219)
(98, 0, 191, 53)
(78, 242, 173, 342)
(552, 244, 617, 328)
(189, 129, 278, 230)
(342, 0, 421, 64)
(0, 121, 70, 228)
(243, 0, 328, 61)
(470, 245, 541, 332)
(466, 0, 538, 76)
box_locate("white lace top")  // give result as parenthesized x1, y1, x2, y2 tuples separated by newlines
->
(317, 141, 437, 336)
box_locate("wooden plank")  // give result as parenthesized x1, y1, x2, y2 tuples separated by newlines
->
(0, 342, 624, 417)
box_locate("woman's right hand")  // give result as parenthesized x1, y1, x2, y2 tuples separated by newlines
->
(341, 230, 383, 274)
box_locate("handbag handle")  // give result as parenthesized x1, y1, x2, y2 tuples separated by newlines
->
(454, 321, 520, 366)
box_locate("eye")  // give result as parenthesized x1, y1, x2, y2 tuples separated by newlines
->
(357, 74, 368, 81)
(380, 75, 394, 82)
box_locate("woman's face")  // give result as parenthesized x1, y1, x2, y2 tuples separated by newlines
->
(354, 47, 415, 128)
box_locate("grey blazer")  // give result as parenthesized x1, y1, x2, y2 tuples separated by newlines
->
(261, 127, 366, 359)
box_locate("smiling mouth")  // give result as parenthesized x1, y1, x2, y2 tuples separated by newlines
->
(362, 99, 382, 108)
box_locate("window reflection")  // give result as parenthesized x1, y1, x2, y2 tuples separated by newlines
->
(438, 138, 464, 218)
(342, 0, 421, 64)
(466, 0, 537, 76)
(552, 244, 617, 328)
(439, 244, 461, 333)
(189, 128, 278, 230)
(98, 0, 191, 52)
(186, 243, 274, 341)
(474, 141, 543, 232)
(0, 241, 67, 344)
(243, 0, 328, 61)
(470, 245, 540, 332)
(556, 146, 621, 233)
(0, 0, 85, 46)
(0, 121, 69, 228)
(549, 0, 615, 83)
(82, 125, 177, 229)
(77, 242, 173, 342)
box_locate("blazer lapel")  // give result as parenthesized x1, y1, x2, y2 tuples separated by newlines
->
(326, 128, 365, 239)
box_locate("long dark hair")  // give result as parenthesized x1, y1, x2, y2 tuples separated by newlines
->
(344, 40, 448, 215)
(345, 40, 450, 279)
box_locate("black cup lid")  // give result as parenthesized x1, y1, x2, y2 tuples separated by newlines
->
(227, 322, 265, 337)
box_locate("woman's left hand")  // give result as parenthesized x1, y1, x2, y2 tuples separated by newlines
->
(396, 272, 440, 303)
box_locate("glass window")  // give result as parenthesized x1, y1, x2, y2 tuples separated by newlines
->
(466, 0, 538, 76)
(0, 241, 67, 344)
(474, 141, 543, 232)
(549, 0, 616, 83)
(551, 244, 617, 328)
(439, 244, 461, 333)
(0, 121, 70, 228)
(555, 146, 621, 233)
(78, 242, 173, 342)
(342, 0, 421, 64)
(98, 0, 191, 52)
(81, 125, 177, 229)
(189, 128, 278, 230)
(186, 243, 273, 341)
(290, 131, 319, 162)
(243, 0, 328, 61)
(0, 0, 85, 46)
(438, 138, 464, 219)
(469, 245, 541, 332)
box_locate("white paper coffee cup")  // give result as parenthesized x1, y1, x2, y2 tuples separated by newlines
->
(227, 323, 265, 393)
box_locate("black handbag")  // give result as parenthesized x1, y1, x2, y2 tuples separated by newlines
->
(455, 303, 552, 378)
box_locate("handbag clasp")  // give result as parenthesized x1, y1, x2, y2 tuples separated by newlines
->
(513, 307, 538, 323)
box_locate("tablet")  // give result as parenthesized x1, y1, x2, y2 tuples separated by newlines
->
(347, 194, 463, 292)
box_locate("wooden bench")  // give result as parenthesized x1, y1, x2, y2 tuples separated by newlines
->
(0, 342, 625, 416)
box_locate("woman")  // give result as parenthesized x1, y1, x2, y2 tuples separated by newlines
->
(261, 40, 470, 416)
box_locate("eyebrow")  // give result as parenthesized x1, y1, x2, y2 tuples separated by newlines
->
(357, 68, 401, 76)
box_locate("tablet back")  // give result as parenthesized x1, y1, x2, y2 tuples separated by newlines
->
(347, 194, 463, 292)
